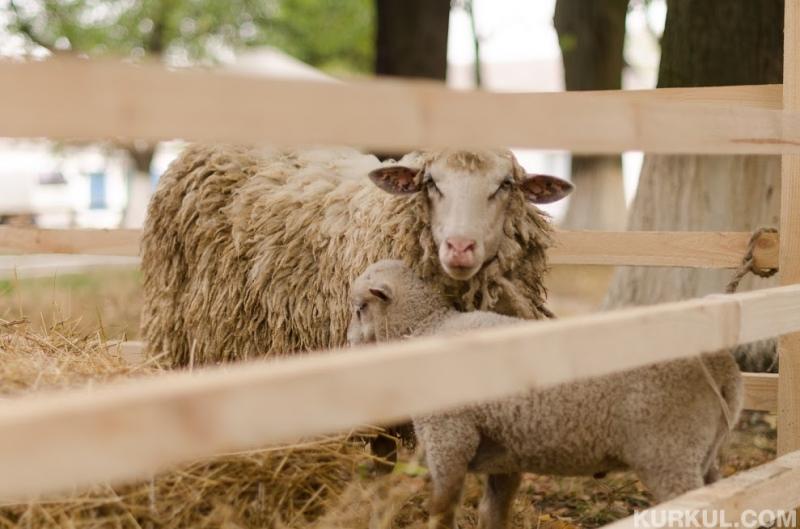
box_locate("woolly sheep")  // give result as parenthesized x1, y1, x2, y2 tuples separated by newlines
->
(141, 145, 572, 365)
(347, 260, 743, 529)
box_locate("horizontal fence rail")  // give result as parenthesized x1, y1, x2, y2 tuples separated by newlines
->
(115, 340, 780, 413)
(0, 227, 141, 256)
(743, 373, 779, 412)
(0, 227, 779, 269)
(0, 59, 796, 154)
(0, 284, 798, 499)
(551, 230, 778, 268)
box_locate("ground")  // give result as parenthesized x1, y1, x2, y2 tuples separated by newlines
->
(0, 264, 777, 529)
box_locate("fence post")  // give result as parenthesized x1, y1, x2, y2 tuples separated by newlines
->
(778, 0, 800, 458)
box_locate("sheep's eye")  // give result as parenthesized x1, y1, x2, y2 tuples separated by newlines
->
(490, 178, 514, 200)
(424, 174, 443, 197)
(356, 302, 367, 320)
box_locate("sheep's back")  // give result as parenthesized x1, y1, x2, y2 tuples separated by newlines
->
(141, 145, 419, 366)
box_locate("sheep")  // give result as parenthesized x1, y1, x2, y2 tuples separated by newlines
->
(141, 145, 573, 366)
(347, 260, 743, 529)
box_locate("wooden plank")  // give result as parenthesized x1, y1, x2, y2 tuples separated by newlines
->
(118, 341, 147, 365)
(0, 285, 799, 498)
(0, 227, 780, 269)
(606, 450, 800, 529)
(743, 373, 778, 413)
(779, 0, 800, 457)
(550, 230, 778, 269)
(0, 59, 798, 154)
(0, 227, 140, 256)
(0, 255, 140, 279)
(116, 339, 782, 412)
(605, 83, 781, 109)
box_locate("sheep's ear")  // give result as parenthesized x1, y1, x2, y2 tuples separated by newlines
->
(520, 174, 573, 204)
(368, 166, 421, 195)
(368, 285, 393, 303)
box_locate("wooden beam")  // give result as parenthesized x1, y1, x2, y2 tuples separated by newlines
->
(119, 340, 146, 365)
(605, 83, 781, 109)
(606, 450, 800, 529)
(0, 227, 141, 256)
(0, 285, 799, 498)
(743, 373, 778, 413)
(118, 339, 782, 413)
(779, 0, 800, 457)
(0, 228, 779, 270)
(0, 256, 140, 279)
(0, 59, 797, 154)
(112, 340, 147, 365)
(550, 230, 778, 269)
(117, 338, 782, 414)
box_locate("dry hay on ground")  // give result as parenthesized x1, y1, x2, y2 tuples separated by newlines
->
(0, 317, 778, 529)
(0, 269, 143, 340)
(0, 318, 369, 529)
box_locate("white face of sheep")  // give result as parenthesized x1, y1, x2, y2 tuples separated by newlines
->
(368, 150, 573, 280)
(347, 272, 392, 345)
(346, 260, 411, 345)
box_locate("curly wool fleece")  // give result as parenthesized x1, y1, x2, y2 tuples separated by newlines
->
(141, 144, 554, 365)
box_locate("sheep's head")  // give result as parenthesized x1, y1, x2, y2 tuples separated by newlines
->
(347, 259, 446, 345)
(368, 149, 572, 281)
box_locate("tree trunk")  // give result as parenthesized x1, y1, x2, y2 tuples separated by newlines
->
(375, 0, 450, 81)
(554, 0, 629, 231)
(604, 0, 784, 372)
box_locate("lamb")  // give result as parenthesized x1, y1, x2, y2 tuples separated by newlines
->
(347, 260, 743, 529)
(141, 145, 572, 366)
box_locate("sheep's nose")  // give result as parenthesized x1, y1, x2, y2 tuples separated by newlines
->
(444, 237, 477, 268)
(446, 237, 476, 255)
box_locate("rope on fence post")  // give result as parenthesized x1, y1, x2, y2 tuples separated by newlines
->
(725, 227, 779, 294)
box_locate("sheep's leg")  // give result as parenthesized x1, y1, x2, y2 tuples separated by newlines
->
(369, 433, 398, 474)
(421, 420, 480, 529)
(702, 422, 732, 485)
(477, 473, 522, 529)
(625, 418, 714, 501)
(428, 469, 467, 529)
(704, 463, 721, 485)
(370, 421, 416, 473)
(636, 465, 704, 502)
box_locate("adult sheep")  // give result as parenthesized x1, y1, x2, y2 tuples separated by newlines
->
(141, 145, 572, 365)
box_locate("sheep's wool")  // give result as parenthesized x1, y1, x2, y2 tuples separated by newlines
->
(141, 144, 553, 365)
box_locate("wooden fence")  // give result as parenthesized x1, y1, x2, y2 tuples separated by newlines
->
(0, 285, 797, 498)
(0, 0, 799, 524)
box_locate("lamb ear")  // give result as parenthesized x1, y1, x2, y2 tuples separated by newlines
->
(520, 174, 574, 204)
(368, 285, 393, 303)
(368, 166, 421, 195)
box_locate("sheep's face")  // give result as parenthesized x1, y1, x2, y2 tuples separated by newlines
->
(347, 270, 396, 345)
(347, 260, 436, 345)
(369, 150, 573, 280)
(347, 284, 385, 346)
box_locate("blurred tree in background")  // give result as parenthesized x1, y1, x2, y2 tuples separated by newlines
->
(605, 0, 784, 372)
(4, 0, 374, 225)
(554, 0, 629, 231)
(372, 0, 450, 160)
(5, 0, 374, 71)
(374, 0, 450, 81)
(259, 0, 374, 74)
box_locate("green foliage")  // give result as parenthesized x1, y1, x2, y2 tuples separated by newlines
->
(4, 0, 374, 73)
(264, 0, 374, 74)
